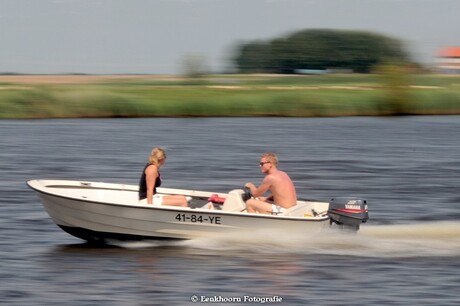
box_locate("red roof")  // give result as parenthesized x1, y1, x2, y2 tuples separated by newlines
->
(437, 47, 460, 57)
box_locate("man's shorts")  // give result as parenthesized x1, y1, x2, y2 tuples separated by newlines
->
(271, 204, 286, 214)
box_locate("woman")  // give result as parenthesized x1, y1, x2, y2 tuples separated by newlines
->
(138, 147, 188, 207)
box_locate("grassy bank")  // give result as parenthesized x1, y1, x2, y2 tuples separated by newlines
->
(1, 74, 460, 118)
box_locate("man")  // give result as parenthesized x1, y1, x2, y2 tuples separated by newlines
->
(244, 152, 297, 214)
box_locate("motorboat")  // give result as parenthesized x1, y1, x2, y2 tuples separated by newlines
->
(27, 179, 369, 243)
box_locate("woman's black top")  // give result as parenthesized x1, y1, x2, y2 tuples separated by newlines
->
(138, 163, 162, 200)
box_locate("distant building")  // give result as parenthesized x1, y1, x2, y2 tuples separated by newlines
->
(435, 47, 460, 74)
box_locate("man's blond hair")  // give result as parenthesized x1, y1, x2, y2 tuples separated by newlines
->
(261, 152, 278, 166)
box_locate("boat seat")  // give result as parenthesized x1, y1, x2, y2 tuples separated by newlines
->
(281, 203, 315, 217)
(221, 189, 247, 212)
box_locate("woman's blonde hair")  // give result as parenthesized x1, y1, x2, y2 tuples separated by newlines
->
(148, 147, 167, 165)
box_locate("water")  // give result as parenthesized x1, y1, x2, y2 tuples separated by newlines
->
(1, 117, 459, 305)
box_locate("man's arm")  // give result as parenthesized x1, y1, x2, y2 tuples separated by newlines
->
(246, 176, 272, 197)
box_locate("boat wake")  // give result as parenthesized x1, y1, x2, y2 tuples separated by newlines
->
(110, 221, 460, 258)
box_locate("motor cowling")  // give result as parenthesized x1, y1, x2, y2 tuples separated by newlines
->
(327, 197, 369, 230)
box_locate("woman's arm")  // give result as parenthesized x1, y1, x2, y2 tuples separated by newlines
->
(145, 165, 158, 204)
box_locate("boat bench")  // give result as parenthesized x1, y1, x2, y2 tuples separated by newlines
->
(221, 189, 247, 212)
(281, 202, 328, 217)
(219, 189, 328, 218)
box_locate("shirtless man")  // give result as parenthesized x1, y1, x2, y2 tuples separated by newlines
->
(244, 152, 297, 214)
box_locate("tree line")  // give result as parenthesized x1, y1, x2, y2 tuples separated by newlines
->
(233, 29, 409, 74)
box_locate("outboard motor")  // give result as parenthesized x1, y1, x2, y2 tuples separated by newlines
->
(327, 197, 369, 231)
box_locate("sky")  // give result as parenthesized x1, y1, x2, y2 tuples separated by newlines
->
(0, 0, 459, 74)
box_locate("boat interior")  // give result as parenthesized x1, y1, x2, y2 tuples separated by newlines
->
(29, 180, 330, 219)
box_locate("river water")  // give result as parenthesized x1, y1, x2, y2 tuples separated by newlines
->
(1, 117, 459, 305)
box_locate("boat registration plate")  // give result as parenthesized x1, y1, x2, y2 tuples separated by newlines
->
(175, 213, 222, 224)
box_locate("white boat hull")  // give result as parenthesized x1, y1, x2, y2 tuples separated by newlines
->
(27, 180, 366, 243)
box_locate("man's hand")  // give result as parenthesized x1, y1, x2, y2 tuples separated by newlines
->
(245, 182, 256, 193)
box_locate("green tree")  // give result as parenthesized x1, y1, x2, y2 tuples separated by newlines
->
(182, 54, 208, 78)
(233, 29, 409, 73)
(234, 41, 272, 72)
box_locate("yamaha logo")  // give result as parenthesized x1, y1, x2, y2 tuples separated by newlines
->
(345, 204, 361, 209)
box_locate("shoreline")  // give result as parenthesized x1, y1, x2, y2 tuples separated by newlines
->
(1, 74, 459, 119)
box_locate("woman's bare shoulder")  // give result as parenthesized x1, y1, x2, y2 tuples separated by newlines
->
(145, 164, 159, 174)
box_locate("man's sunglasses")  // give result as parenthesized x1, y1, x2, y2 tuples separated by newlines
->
(259, 161, 271, 166)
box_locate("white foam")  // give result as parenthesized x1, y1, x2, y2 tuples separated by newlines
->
(183, 221, 460, 258)
(105, 221, 460, 258)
